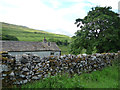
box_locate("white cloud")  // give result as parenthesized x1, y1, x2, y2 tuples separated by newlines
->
(0, 0, 119, 37)
(47, 0, 61, 8)
(86, 0, 119, 10)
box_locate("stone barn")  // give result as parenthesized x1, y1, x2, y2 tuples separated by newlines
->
(0, 39, 61, 59)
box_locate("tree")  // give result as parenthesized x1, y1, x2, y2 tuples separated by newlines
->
(70, 6, 120, 55)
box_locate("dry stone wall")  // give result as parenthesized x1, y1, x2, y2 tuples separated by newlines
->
(0, 52, 118, 87)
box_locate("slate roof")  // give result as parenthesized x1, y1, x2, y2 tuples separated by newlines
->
(0, 41, 61, 52)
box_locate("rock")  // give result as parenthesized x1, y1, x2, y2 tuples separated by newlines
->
(0, 77, 4, 80)
(22, 72, 30, 76)
(29, 71, 33, 74)
(20, 54, 29, 64)
(82, 54, 87, 56)
(64, 67, 68, 69)
(31, 66, 34, 69)
(1, 51, 118, 86)
(25, 75, 31, 80)
(2, 74, 7, 77)
(32, 72, 34, 76)
(26, 62, 31, 66)
(91, 56, 97, 60)
(37, 75, 42, 78)
(20, 74, 26, 78)
(22, 67, 29, 71)
(14, 67, 18, 70)
(93, 64, 97, 68)
(46, 64, 49, 67)
(22, 80, 28, 84)
(2, 65, 9, 71)
(44, 74, 48, 78)
(32, 76, 40, 80)
(13, 81, 20, 85)
(9, 71, 14, 76)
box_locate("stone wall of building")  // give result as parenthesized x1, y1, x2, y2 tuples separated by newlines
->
(0, 52, 119, 87)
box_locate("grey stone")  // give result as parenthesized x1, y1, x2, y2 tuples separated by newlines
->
(13, 81, 20, 85)
(2, 74, 7, 77)
(32, 76, 40, 80)
(0, 77, 4, 80)
(22, 67, 29, 71)
(23, 80, 28, 84)
(38, 75, 42, 78)
(9, 71, 14, 76)
(2, 65, 8, 71)
(20, 74, 26, 78)
(1, 52, 118, 85)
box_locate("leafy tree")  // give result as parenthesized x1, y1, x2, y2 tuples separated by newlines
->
(70, 6, 120, 55)
(63, 40, 69, 46)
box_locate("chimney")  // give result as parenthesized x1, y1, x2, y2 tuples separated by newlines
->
(43, 37, 47, 43)
(48, 42, 50, 46)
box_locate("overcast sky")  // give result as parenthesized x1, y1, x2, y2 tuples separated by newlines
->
(0, 0, 119, 36)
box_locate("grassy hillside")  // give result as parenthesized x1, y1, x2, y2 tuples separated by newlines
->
(13, 60, 118, 88)
(1, 22, 71, 54)
(1, 22, 71, 42)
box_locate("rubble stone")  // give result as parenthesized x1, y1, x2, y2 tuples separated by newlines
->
(1, 52, 118, 86)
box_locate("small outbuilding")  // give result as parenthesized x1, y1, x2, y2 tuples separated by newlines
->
(0, 39, 61, 58)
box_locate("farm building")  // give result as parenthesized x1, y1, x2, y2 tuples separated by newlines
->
(0, 39, 61, 58)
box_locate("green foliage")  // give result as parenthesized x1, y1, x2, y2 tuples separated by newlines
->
(19, 60, 118, 88)
(59, 45, 70, 55)
(48, 38, 69, 46)
(2, 34, 19, 41)
(70, 6, 120, 55)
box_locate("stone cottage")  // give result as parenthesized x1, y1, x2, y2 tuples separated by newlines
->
(0, 38, 61, 58)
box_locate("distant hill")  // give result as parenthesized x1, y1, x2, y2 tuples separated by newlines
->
(1, 22, 71, 55)
(1, 22, 71, 42)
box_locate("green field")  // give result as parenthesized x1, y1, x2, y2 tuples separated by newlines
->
(1, 22, 71, 54)
(12, 60, 118, 88)
(1, 22, 71, 42)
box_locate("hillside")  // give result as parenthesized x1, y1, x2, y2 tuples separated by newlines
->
(1, 22, 71, 55)
(1, 22, 71, 42)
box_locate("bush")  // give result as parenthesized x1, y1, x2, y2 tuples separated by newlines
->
(2, 34, 19, 41)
